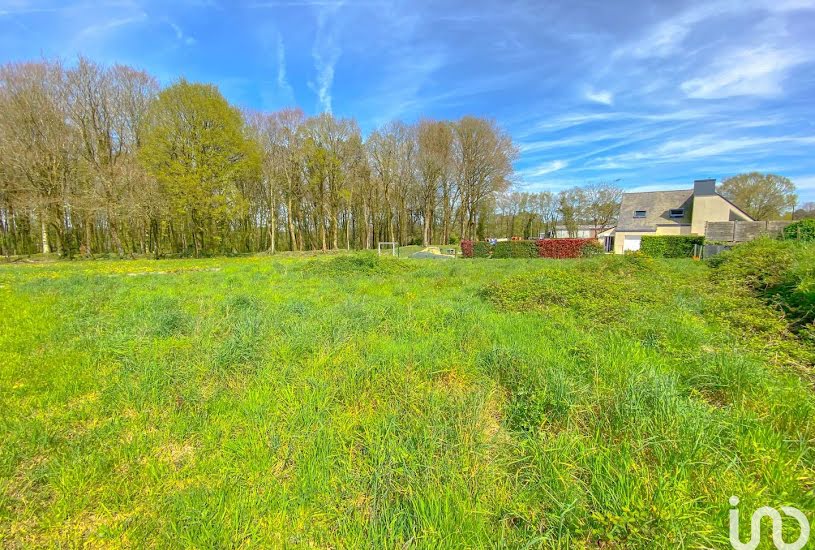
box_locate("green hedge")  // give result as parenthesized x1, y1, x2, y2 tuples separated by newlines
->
(492, 240, 538, 259)
(472, 241, 492, 258)
(640, 235, 704, 258)
(579, 240, 605, 257)
(783, 219, 815, 242)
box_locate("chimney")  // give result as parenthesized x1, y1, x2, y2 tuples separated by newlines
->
(693, 179, 716, 196)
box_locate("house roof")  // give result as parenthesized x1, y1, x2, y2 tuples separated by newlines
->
(617, 189, 694, 231)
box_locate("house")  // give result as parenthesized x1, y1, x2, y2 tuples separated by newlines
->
(539, 225, 605, 239)
(608, 179, 754, 254)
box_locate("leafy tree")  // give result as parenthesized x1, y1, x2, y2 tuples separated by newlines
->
(557, 188, 584, 237)
(719, 173, 797, 220)
(582, 182, 622, 233)
(139, 80, 260, 256)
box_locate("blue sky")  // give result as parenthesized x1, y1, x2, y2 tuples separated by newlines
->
(2, 0, 815, 201)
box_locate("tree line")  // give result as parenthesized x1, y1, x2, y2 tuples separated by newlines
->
(0, 57, 523, 257)
(0, 57, 633, 258)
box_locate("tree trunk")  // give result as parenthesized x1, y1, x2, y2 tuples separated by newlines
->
(287, 197, 297, 251)
(40, 216, 50, 254)
(422, 206, 434, 246)
(331, 207, 339, 250)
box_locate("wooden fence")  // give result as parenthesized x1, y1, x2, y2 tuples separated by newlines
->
(704, 221, 792, 242)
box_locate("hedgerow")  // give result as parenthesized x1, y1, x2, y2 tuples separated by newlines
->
(473, 241, 492, 258)
(535, 238, 598, 259)
(492, 240, 538, 258)
(640, 235, 704, 258)
(462, 238, 602, 259)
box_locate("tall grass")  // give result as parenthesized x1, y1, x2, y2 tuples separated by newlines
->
(0, 252, 812, 548)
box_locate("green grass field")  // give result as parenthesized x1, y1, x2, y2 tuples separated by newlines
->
(1, 253, 812, 548)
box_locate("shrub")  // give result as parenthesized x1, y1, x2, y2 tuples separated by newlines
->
(710, 238, 815, 334)
(783, 219, 815, 242)
(305, 253, 413, 275)
(472, 241, 492, 258)
(492, 240, 538, 259)
(535, 238, 597, 259)
(579, 240, 605, 257)
(709, 238, 796, 292)
(461, 240, 474, 258)
(640, 235, 704, 258)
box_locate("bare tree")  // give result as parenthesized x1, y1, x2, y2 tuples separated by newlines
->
(453, 116, 516, 240)
(0, 56, 528, 256)
(582, 182, 622, 233)
(0, 61, 76, 255)
(416, 120, 452, 245)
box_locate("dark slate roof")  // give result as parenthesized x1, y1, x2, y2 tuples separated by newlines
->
(616, 189, 694, 231)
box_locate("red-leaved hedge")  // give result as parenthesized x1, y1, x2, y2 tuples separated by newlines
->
(462, 238, 600, 259)
(535, 238, 597, 259)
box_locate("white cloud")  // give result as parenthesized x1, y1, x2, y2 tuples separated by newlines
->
(681, 47, 809, 99)
(76, 13, 147, 41)
(792, 175, 815, 190)
(519, 160, 568, 179)
(276, 33, 294, 100)
(617, 0, 815, 60)
(595, 135, 815, 167)
(169, 22, 196, 46)
(308, 1, 344, 113)
(616, 3, 722, 59)
(585, 89, 613, 105)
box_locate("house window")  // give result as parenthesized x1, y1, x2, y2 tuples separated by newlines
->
(669, 208, 685, 218)
(633, 210, 646, 218)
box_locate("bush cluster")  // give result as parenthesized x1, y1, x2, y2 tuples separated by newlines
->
(536, 238, 598, 259)
(783, 219, 815, 242)
(460, 240, 474, 258)
(305, 253, 414, 275)
(710, 239, 814, 335)
(473, 241, 492, 258)
(640, 235, 704, 258)
(492, 240, 538, 258)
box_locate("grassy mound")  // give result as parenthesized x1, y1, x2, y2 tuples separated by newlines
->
(303, 252, 415, 276)
(0, 252, 812, 547)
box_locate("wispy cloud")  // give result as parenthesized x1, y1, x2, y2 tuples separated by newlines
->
(75, 12, 147, 42)
(585, 89, 613, 105)
(681, 46, 809, 99)
(308, 1, 344, 113)
(518, 160, 568, 179)
(793, 175, 815, 191)
(276, 32, 294, 101)
(168, 22, 196, 46)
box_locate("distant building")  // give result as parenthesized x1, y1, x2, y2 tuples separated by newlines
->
(539, 225, 605, 239)
(607, 179, 753, 254)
